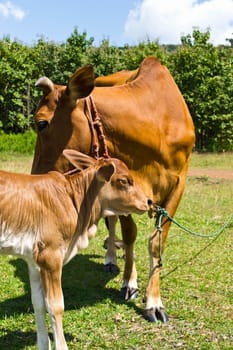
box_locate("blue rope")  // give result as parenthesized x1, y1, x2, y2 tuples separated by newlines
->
(155, 206, 232, 238)
(155, 206, 233, 267)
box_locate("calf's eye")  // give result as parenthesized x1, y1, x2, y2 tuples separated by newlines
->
(119, 178, 128, 185)
(117, 177, 133, 187)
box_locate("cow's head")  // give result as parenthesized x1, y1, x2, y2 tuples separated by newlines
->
(32, 65, 95, 174)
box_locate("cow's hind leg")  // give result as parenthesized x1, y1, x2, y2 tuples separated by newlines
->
(27, 262, 51, 350)
(119, 215, 138, 300)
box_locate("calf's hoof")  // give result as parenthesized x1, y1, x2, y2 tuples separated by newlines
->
(143, 307, 169, 323)
(104, 262, 120, 274)
(120, 287, 138, 300)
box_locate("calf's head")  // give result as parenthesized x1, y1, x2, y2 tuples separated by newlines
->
(63, 150, 152, 216)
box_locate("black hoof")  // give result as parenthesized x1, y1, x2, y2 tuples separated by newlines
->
(120, 287, 138, 300)
(143, 307, 169, 323)
(104, 263, 120, 274)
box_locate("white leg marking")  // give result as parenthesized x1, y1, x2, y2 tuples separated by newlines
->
(45, 296, 68, 350)
(28, 262, 51, 350)
(145, 296, 164, 310)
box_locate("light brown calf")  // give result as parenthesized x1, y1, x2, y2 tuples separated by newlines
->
(0, 151, 150, 350)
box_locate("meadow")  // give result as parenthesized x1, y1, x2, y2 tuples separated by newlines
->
(0, 152, 232, 349)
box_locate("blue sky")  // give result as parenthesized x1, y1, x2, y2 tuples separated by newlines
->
(0, 0, 233, 46)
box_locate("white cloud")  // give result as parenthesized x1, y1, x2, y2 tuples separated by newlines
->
(0, 1, 25, 20)
(124, 0, 233, 45)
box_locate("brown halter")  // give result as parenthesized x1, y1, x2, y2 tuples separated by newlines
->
(85, 95, 110, 159)
(63, 95, 110, 176)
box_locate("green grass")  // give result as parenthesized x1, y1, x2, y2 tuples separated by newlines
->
(0, 153, 232, 349)
(0, 153, 33, 173)
(190, 152, 233, 169)
(0, 131, 36, 154)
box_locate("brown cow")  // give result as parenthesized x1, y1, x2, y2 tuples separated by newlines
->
(0, 150, 150, 350)
(95, 68, 138, 86)
(32, 56, 195, 323)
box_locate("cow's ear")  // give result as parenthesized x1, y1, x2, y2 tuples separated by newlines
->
(67, 64, 95, 102)
(35, 77, 54, 95)
(96, 163, 115, 182)
(63, 149, 95, 170)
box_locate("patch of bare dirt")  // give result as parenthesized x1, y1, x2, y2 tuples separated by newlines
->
(188, 169, 233, 180)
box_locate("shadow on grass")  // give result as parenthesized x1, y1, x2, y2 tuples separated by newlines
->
(0, 253, 143, 348)
(0, 328, 36, 349)
(0, 328, 74, 350)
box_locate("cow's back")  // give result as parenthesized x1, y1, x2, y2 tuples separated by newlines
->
(93, 57, 194, 159)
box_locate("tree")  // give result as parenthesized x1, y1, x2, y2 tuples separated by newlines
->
(59, 28, 94, 81)
(85, 39, 168, 77)
(226, 33, 233, 47)
(0, 37, 36, 132)
(0, 29, 232, 151)
(85, 39, 123, 76)
(169, 29, 233, 151)
(32, 38, 65, 82)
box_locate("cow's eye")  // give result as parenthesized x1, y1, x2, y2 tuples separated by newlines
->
(37, 120, 48, 132)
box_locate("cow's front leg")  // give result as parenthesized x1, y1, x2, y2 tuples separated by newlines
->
(143, 225, 169, 323)
(119, 215, 138, 300)
(39, 249, 68, 350)
(144, 173, 187, 322)
(104, 216, 120, 273)
(28, 262, 51, 350)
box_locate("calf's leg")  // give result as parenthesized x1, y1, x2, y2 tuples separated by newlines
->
(38, 249, 68, 350)
(28, 262, 51, 350)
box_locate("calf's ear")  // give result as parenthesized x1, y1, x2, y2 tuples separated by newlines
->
(63, 149, 95, 170)
(96, 163, 115, 182)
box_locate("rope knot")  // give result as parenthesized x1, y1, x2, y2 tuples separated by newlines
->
(154, 205, 169, 218)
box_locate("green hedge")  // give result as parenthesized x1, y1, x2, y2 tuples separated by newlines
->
(0, 29, 233, 151)
(0, 130, 36, 154)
